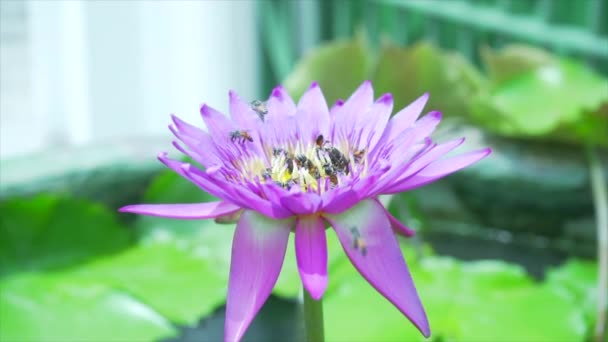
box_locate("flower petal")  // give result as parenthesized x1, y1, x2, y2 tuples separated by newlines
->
(279, 191, 322, 215)
(323, 199, 430, 337)
(264, 85, 297, 144)
(225, 211, 294, 342)
(386, 210, 416, 237)
(296, 82, 330, 141)
(332, 80, 373, 141)
(321, 188, 360, 215)
(389, 137, 466, 186)
(355, 93, 393, 152)
(387, 148, 492, 194)
(295, 215, 328, 300)
(383, 92, 429, 143)
(119, 201, 240, 219)
(229, 90, 260, 127)
(200, 104, 236, 142)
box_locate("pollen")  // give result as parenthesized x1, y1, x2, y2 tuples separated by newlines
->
(265, 135, 369, 193)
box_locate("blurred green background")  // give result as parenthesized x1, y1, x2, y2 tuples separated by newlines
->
(1, 0, 607, 341)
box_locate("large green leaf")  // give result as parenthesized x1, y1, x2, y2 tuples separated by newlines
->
(0, 195, 132, 276)
(480, 44, 556, 85)
(470, 58, 608, 145)
(72, 239, 228, 326)
(324, 255, 588, 342)
(284, 36, 373, 104)
(373, 41, 484, 117)
(546, 259, 598, 323)
(0, 271, 177, 342)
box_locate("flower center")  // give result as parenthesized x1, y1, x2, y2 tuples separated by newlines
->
(235, 135, 368, 193)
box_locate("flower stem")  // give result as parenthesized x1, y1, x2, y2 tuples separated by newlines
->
(587, 145, 607, 342)
(303, 290, 325, 342)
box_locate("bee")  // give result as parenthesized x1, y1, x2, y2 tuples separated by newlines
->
(272, 147, 287, 157)
(285, 156, 295, 174)
(275, 180, 293, 190)
(353, 148, 366, 164)
(295, 154, 320, 179)
(315, 134, 325, 147)
(251, 100, 268, 121)
(322, 163, 335, 176)
(350, 227, 367, 256)
(261, 168, 273, 180)
(326, 147, 350, 174)
(328, 173, 338, 187)
(230, 130, 253, 143)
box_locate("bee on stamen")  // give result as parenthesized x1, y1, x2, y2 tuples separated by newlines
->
(229, 130, 253, 143)
(275, 180, 293, 190)
(353, 149, 366, 164)
(285, 156, 295, 174)
(326, 146, 350, 175)
(273, 147, 287, 157)
(315, 134, 325, 148)
(250, 100, 268, 121)
(261, 168, 273, 180)
(296, 154, 320, 179)
(328, 173, 338, 187)
(350, 227, 367, 256)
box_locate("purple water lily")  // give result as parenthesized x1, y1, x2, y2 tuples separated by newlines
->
(120, 81, 490, 341)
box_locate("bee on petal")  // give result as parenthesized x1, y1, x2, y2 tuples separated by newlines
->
(251, 100, 268, 121)
(230, 130, 253, 143)
(350, 226, 367, 256)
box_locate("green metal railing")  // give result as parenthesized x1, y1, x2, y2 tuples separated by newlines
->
(258, 0, 607, 92)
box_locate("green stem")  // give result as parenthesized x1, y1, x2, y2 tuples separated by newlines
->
(587, 146, 607, 342)
(303, 290, 325, 342)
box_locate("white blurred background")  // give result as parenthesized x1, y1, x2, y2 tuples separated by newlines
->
(0, 0, 258, 159)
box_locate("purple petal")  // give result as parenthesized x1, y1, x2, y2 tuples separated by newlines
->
(391, 137, 466, 184)
(355, 93, 393, 152)
(157, 153, 228, 199)
(295, 215, 328, 300)
(279, 191, 322, 215)
(225, 211, 294, 342)
(184, 166, 292, 220)
(119, 201, 240, 219)
(385, 209, 416, 237)
(200, 104, 237, 143)
(264, 85, 297, 144)
(387, 148, 492, 194)
(383, 93, 429, 143)
(321, 188, 360, 215)
(169, 118, 220, 167)
(323, 199, 430, 337)
(332, 81, 373, 141)
(229, 90, 260, 127)
(296, 82, 330, 141)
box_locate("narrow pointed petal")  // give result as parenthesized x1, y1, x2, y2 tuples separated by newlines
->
(225, 211, 294, 342)
(119, 201, 240, 219)
(296, 82, 330, 140)
(157, 153, 229, 200)
(229, 90, 260, 127)
(384, 92, 429, 143)
(388, 148, 492, 194)
(295, 215, 328, 300)
(323, 199, 430, 337)
(264, 85, 297, 143)
(332, 80, 373, 140)
(355, 93, 393, 151)
(389, 137, 466, 186)
(387, 211, 416, 237)
(200, 104, 237, 142)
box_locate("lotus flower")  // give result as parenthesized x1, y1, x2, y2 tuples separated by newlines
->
(120, 81, 491, 341)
